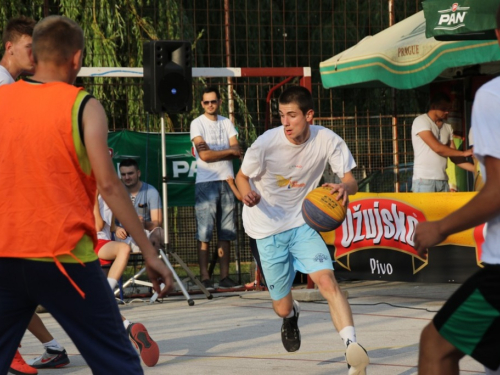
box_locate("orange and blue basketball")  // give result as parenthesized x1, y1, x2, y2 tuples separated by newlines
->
(302, 187, 346, 232)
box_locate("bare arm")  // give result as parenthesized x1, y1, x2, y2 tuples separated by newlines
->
(82, 98, 173, 296)
(321, 171, 358, 206)
(418, 131, 473, 158)
(235, 169, 261, 207)
(226, 176, 242, 201)
(448, 141, 474, 171)
(414, 155, 500, 257)
(455, 161, 475, 173)
(193, 135, 241, 162)
(94, 195, 104, 232)
(145, 208, 162, 231)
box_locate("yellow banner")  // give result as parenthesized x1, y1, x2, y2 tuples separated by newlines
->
(321, 192, 484, 271)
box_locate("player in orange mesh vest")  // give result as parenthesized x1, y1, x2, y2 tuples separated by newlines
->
(0, 15, 173, 375)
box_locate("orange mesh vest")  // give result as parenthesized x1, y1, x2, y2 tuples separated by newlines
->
(0, 80, 97, 295)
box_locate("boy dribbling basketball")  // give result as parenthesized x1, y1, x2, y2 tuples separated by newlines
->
(235, 85, 369, 374)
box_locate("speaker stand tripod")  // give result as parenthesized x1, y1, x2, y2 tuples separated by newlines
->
(154, 113, 212, 304)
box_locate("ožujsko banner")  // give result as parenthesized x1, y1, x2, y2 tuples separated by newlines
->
(321, 192, 485, 283)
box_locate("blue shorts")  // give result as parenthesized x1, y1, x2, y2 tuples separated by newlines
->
(412, 179, 450, 192)
(256, 224, 334, 301)
(195, 181, 236, 243)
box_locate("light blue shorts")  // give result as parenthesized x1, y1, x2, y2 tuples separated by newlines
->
(256, 224, 334, 301)
(412, 178, 450, 192)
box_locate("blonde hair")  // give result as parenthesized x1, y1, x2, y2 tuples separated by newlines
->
(32, 15, 84, 65)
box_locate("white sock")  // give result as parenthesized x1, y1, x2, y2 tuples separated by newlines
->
(107, 278, 118, 291)
(285, 300, 300, 318)
(123, 319, 131, 330)
(339, 326, 356, 347)
(42, 339, 63, 350)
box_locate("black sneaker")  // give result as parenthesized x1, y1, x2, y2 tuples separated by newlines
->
(345, 341, 369, 375)
(218, 277, 242, 289)
(201, 279, 215, 291)
(281, 302, 301, 352)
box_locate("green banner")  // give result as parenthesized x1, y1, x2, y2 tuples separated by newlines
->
(108, 130, 196, 207)
(423, 0, 498, 41)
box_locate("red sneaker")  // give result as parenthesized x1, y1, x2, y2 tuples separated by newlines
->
(127, 322, 159, 367)
(9, 350, 38, 375)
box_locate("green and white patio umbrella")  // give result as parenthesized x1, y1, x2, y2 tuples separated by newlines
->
(320, 11, 500, 90)
(423, 0, 499, 41)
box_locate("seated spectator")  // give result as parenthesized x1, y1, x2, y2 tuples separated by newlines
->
(115, 158, 164, 252)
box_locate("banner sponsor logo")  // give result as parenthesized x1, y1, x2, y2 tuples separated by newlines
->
(335, 198, 425, 257)
(435, 3, 470, 31)
(332, 198, 428, 273)
(398, 44, 420, 57)
(166, 149, 197, 182)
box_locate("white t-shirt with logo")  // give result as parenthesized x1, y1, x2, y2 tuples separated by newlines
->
(471, 76, 500, 264)
(241, 125, 356, 239)
(411, 113, 454, 180)
(0, 65, 14, 86)
(190, 114, 238, 183)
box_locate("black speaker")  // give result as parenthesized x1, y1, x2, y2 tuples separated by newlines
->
(143, 40, 192, 114)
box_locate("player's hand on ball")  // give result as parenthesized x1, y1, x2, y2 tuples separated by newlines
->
(321, 183, 349, 206)
(414, 221, 446, 259)
(243, 191, 260, 207)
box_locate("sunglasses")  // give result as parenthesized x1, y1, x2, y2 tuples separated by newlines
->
(202, 100, 218, 105)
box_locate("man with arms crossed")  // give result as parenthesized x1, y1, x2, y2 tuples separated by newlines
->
(413, 10, 500, 373)
(235, 86, 369, 374)
(190, 86, 241, 289)
(0, 15, 173, 375)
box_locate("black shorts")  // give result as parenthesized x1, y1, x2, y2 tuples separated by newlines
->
(433, 264, 500, 370)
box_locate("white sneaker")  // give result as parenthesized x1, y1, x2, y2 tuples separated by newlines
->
(27, 347, 70, 369)
(345, 341, 369, 375)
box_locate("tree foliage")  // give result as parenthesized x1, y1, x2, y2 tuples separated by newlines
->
(1, 0, 424, 139)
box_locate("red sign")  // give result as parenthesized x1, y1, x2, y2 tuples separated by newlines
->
(452, 3, 458, 12)
(334, 198, 426, 259)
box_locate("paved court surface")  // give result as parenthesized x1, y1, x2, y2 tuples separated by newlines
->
(18, 281, 485, 375)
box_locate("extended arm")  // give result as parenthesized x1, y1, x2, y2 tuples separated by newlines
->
(418, 130, 473, 158)
(448, 141, 475, 172)
(193, 135, 241, 162)
(414, 155, 500, 257)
